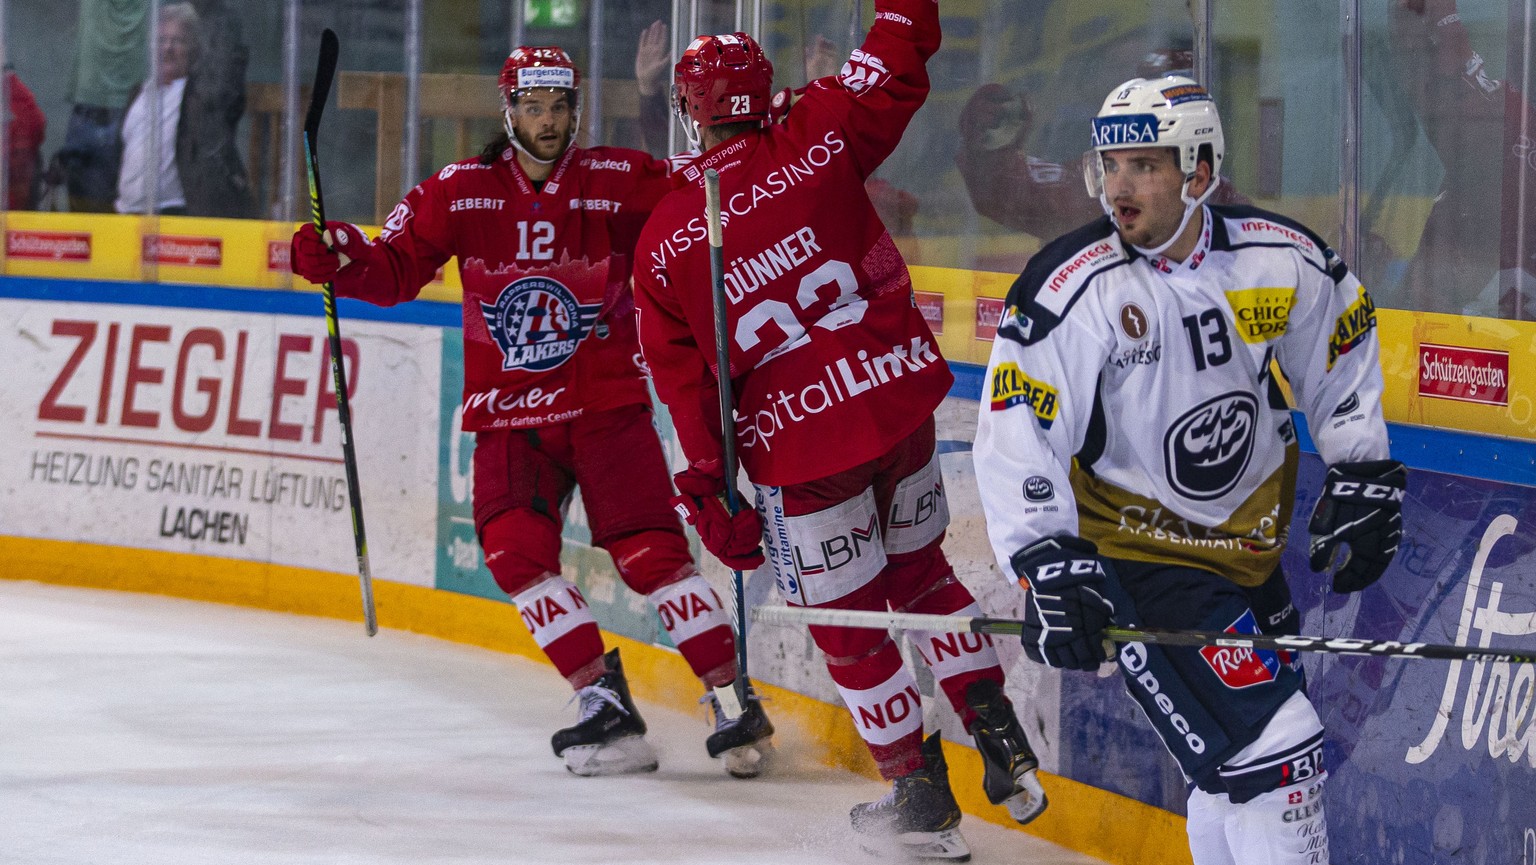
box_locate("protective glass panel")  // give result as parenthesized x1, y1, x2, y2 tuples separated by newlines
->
(1212, 0, 1343, 251)
(300, 0, 408, 227)
(15, 0, 152, 215)
(1360, 0, 1535, 320)
(896, 0, 1200, 275)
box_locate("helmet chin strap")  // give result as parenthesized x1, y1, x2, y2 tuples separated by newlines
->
(1104, 175, 1220, 258)
(502, 102, 580, 166)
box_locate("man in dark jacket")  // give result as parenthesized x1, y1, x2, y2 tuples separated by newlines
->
(115, 1, 253, 218)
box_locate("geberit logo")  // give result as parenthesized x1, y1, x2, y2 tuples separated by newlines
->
(144, 234, 223, 267)
(7, 230, 91, 261)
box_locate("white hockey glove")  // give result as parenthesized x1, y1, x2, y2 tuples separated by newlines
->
(1011, 536, 1116, 671)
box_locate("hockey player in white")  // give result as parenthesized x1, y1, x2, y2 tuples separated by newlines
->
(975, 76, 1407, 864)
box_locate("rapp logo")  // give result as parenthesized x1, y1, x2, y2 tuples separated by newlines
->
(1199, 610, 1281, 688)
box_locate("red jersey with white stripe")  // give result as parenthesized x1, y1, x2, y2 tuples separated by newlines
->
(332, 144, 670, 430)
(633, 0, 950, 486)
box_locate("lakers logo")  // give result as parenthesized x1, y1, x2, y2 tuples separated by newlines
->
(480, 276, 601, 372)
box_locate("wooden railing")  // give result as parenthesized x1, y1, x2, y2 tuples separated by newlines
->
(247, 74, 643, 224)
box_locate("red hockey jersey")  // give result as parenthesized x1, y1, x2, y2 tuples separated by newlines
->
(633, 0, 950, 486)
(333, 144, 670, 430)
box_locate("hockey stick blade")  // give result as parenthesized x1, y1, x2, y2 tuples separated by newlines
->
(301, 28, 377, 637)
(304, 30, 339, 142)
(750, 605, 1536, 664)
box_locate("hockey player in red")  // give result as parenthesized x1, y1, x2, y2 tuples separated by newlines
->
(632, 6, 1044, 859)
(289, 46, 773, 779)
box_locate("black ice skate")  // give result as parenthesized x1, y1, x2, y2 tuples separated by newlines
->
(703, 680, 776, 779)
(550, 649, 658, 777)
(965, 678, 1049, 824)
(849, 732, 970, 862)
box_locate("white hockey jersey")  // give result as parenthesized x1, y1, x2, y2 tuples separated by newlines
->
(974, 205, 1391, 587)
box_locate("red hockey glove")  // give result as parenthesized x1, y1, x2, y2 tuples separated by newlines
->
(672, 468, 764, 571)
(290, 221, 372, 284)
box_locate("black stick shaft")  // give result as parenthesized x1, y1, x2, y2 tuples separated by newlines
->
(751, 606, 1536, 664)
(704, 169, 748, 699)
(303, 29, 377, 637)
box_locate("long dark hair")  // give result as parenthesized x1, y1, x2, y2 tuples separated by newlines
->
(479, 133, 510, 165)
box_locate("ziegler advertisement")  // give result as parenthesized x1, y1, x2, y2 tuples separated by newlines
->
(0, 299, 441, 584)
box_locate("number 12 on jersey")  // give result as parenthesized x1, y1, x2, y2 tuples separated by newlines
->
(517, 220, 555, 260)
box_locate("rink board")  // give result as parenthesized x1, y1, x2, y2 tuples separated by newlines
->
(2, 243, 1535, 864)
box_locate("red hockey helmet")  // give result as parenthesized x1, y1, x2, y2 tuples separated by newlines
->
(673, 33, 774, 139)
(498, 46, 581, 162)
(499, 46, 580, 107)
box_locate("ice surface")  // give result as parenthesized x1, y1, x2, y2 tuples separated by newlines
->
(0, 580, 1108, 865)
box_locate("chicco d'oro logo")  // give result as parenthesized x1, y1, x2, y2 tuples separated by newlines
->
(1163, 392, 1258, 501)
(480, 276, 601, 372)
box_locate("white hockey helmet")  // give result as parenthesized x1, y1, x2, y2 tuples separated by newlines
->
(1083, 75, 1225, 252)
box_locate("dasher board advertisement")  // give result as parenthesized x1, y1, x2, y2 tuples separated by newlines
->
(0, 297, 441, 585)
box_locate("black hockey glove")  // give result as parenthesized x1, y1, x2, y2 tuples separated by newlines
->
(1308, 459, 1407, 593)
(1011, 536, 1116, 671)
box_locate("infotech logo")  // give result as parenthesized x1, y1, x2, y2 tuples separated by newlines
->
(7, 230, 91, 261)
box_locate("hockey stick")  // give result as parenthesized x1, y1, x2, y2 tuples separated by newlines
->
(751, 605, 1536, 664)
(705, 168, 749, 714)
(303, 29, 377, 637)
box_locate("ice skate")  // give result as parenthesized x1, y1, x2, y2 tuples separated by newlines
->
(850, 732, 971, 862)
(965, 678, 1048, 824)
(550, 649, 658, 776)
(703, 679, 776, 778)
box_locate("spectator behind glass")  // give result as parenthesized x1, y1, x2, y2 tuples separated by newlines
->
(53, 0, 150, 213)
(115, 3, 196, 215)
(178, 0, 254, 219)
(1389, 0, 1536, 319)
(115, 1, 253, 218)
(7, 65, 47, 210)
(956, 44, 1247, 252)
